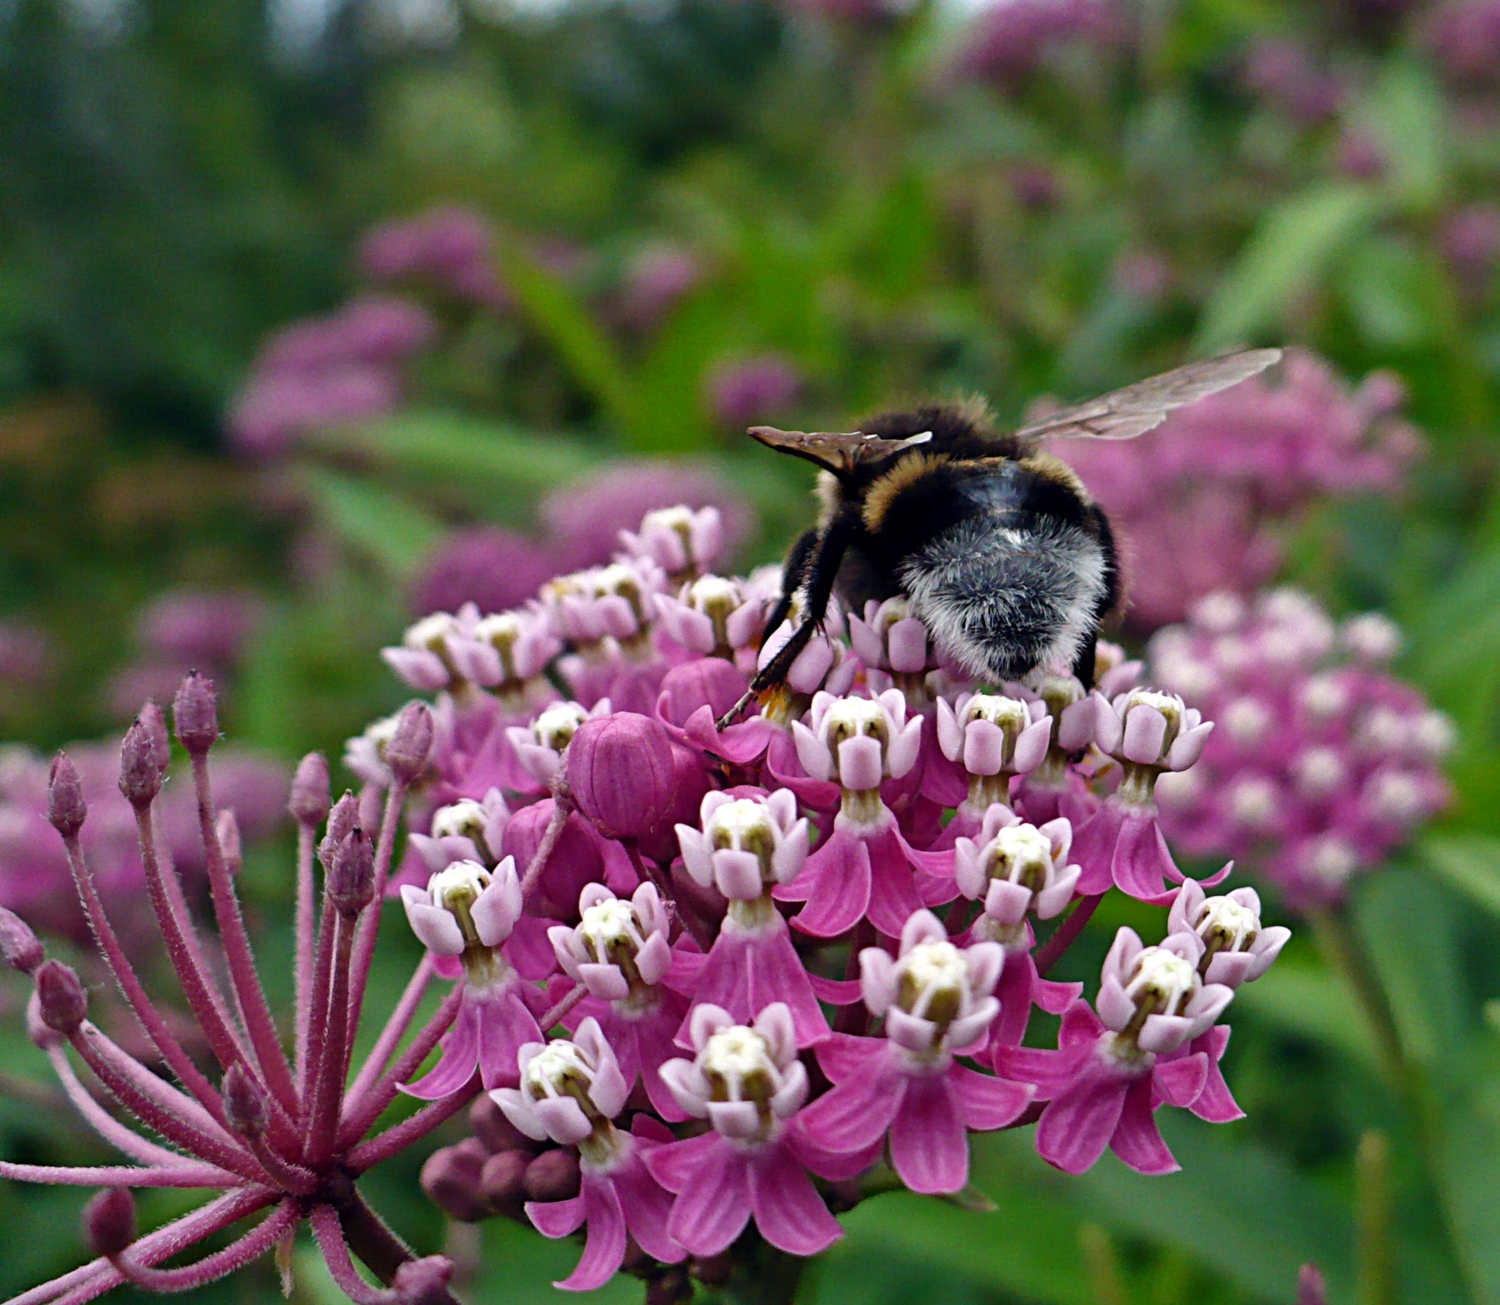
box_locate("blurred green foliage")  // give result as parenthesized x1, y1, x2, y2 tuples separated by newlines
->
(4, 0, 1500, 1301)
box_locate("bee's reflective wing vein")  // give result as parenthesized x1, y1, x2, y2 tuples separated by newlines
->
(1013, 348, 1283, 444)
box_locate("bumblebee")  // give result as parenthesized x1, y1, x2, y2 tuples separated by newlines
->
(728, 349, 1281, 724)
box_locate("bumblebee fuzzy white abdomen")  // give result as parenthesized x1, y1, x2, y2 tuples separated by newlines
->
(899, 512, 1109, 684)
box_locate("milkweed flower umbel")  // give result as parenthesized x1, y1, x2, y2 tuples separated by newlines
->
(3, 502, 1326, 1303)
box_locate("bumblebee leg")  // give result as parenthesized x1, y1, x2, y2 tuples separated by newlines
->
(1071, 634, 1097, 689)
(716, 512, 858, 729)
(762, 527, 822, 645)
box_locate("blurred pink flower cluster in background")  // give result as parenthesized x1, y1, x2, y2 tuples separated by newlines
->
(1057, 350, 1422, 629)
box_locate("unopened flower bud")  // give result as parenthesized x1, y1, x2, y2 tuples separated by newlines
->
(385, 701, 435, 783)
(222, 1062, 268, 1138)
(172, 673, 220, 755)
(320, 791, 359, 869)
(0, 907, 44, 976)
(523, 1148, 581, 1203)
(118, 716, 168, 808)
(420, 1143, 491, 1223)
(567, 713, 676, 841)
(328, 828, 376, 916)
(392, 1256, 456, 1305)
(36, 960, 87, 1035)
(138, 702, 172, 771)
(479, 1149, 528, 1217)
(288, 753, 331, 826)
(82, 1187, 136, 1257)
(47, 753, 87, 838)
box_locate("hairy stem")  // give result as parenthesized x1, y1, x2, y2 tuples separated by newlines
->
(295, 821, 319, 1091)
(191, 754, 298, 1114)
(345, 954, 435, 1107)
(347, 1076, 481, 1174)
(113, 1199, 299, 1293)
(345, 779, 410, 1055)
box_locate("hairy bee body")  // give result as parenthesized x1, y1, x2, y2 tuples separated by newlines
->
(814, 403, 1118, 685)
(730, 349, 1279, 720)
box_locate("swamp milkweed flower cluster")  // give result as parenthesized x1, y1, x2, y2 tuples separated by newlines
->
(20, 499, 1457, 1301)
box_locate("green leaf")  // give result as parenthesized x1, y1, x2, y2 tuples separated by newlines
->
(1423, 834, 1500, 918)
(303, 466, 444, 579)
(832, 1185, 1094, 1305)
(1362, 58, 1447, 210)
(1196, 182, 1381, 351)
(1436, 1033, 1500, 1305)
(494, 234, 635, 441)
(1066, 1118, 1357, 1302)
(1339, 236, 1439, 350)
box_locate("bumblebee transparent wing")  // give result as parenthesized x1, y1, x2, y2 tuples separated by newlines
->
(1012, 348, 1282, 444)
(748, 426, 931, 472)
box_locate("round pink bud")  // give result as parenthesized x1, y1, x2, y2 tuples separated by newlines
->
(0, 907, 43, 976)
(386, 701, 436, 782)
(47, 752, 87, 837)
(118, 715, 168, 808)
(82, 1187, 137, 1258)
(172, 673, 220, 754)
(567, 712, 676, 842)
(288, 752, 331, 826)
(319, 791, 359, 870)
(479, 1150, 528, 1218)
(36, 959, 87, 1035)
(420, 1142, 492, 1223)
(328, 828, 376, 916)
(523, 1148, 581, 1203)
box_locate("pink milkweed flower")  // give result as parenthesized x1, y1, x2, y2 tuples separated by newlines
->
(1073, 688, 1219, 904)
(409, 791, 510, 875)
(491, 1019, 685, 1290)
(647, 1004, 863, 1258)
(655, 573, 766, 670)
(1012, 674, 1104, 826)
(954, 808, 1083, 1046)
(382, 608, 489, 698)
(566, 712, 677, 844)
(1167, 880, 1290, 990)
(996, 928, 1234, 1175)
(675, 791, 827, 1047)
(933, 692, 1052, 826)
(399, 858, 543, 1098)
(848, 597, 950, 714)
(505, 700, 613, 791)
(464, 609, 562, 719)
(777, 692, 937, 937)
(548, 883, 693, 1120)
(798, 910, 1032, 1193)
(754, 605, 859, 730)
(619, 505, 726, 584)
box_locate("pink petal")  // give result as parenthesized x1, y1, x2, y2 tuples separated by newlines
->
(890, 1074, 969, 1194)
(1153, 1052, 1209, 1108)
(1013, 716, 1052, 773)
(776, 828, 872, 938)
(1121, 705, 1168, 766)
(526, 1193, 587, 1239)
(1058, 998, 1107, 1047)
(950, 1064, 1034, 1130)
(400, 998, 480, 1100)
(643, 1130, 720, 1193)
(550, 1177, 627, 1291)
(865, 829, 928, 939)
(748, 1144, 844, 1256)
(796, 1052, 904, 1153)
(475, 987, 545, 1089)
(1110, 1075, 1179, 1175)
(664, 1139, 753, 1257)
(815, 1031, 887, 1084)
(963, 719, 1007, 775)
(1035, 1067, 1130, 1175)
(1069, 801, 1127, 897)
(888, 618, 928, 673)
(613, 1149, 685, 1265)
(838, 735, 885, 791)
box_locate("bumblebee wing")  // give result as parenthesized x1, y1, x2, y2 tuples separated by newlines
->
(1012, 348, 1283, 444)
(748, 426, 932, 472)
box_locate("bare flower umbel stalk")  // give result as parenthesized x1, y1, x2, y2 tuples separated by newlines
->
(1, 677, 470, 1305)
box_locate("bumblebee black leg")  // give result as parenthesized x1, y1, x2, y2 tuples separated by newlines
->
(1071, 634, 1098, 689)
(762, 526, 822, 646)
(716, 510, 858, 729)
